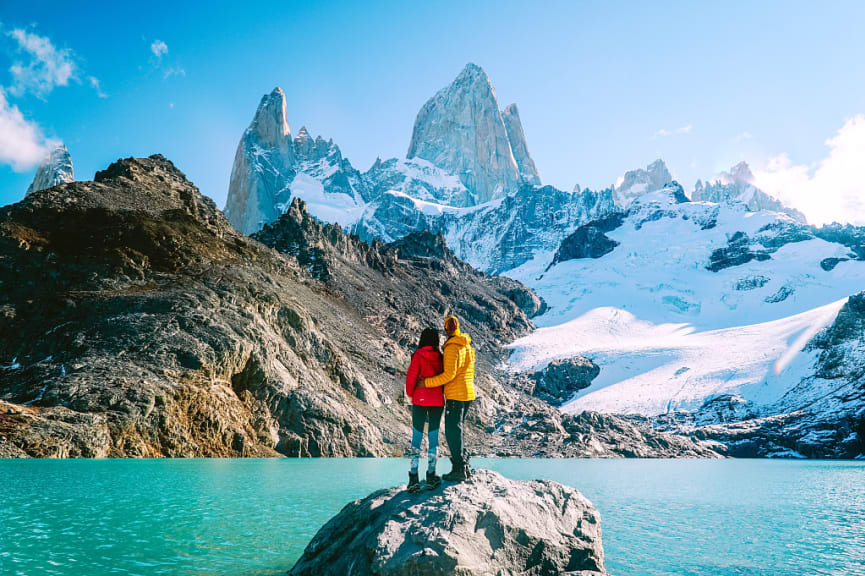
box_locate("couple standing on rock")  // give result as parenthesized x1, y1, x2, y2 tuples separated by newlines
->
(404, 315, 476, 493)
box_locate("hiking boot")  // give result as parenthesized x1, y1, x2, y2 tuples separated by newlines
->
(425, 471, 442, 490)
(407, 471, 421, 493)
(442, 462, 467, 482)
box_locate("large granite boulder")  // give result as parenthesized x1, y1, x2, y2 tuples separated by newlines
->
(288, 469, 608, 576)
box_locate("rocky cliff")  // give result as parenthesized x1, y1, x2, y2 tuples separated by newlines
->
(407, 63, 528, 204)
(288, 469, 608, 576)
(501, 103, 541, 186)
(0, 155, 715, 458)
(26, 143, 74, 196)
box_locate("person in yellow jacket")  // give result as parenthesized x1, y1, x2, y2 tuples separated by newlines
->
(415, 315, 476, 482)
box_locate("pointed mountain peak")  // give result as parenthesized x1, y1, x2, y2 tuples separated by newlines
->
(295, 125, 311, 141)
(251, 86, 290, 147)
(615, 159, 673, 206)
(26, 142, 74, 195)
(407, 63, 527, 204)
(647, 158, 670, 177)
(456, 62, 489, 82)
(442, 62, 496, 102)
(501, 103, 541, 185)
(726, 161, 754, 184)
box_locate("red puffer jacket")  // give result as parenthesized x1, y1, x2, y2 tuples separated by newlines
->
(405, 346, 444, 406)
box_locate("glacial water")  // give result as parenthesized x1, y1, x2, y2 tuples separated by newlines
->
(1, 458, 863, 576)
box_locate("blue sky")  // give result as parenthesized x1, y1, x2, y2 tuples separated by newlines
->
(2, 0, 865, 224)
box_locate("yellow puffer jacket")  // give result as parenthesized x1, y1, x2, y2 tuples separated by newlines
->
(424, 332, 476, 401)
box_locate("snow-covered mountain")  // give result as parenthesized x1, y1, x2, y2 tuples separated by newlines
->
(224, 88, 369, 234)
(225, 64, 606, 271)
(351, 184, 614, 274)
(692, 161, 806, 223)
(26, 144, 74, 195)
(505, 185, 865, 456)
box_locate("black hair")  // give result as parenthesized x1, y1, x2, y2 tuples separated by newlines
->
(418, 327, 441, 352)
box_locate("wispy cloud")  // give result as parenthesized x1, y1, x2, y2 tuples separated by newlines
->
(88, 75, 107, 98)
(754, 115, 865, 225)
(163, 66, 185, 79)
(150, 39, 168, 59)
(654, 124, 692, 138)
(0, 88, 58, 171)
(6, 28, 76, 98)
(5, 27, 105, 99)
(148, 39, 185, 80)
(735, 130, 753, 142)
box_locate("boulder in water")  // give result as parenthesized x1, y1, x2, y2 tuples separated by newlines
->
(288, 469, 608, 576)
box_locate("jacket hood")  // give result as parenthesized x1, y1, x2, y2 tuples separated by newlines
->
(445, 333, 471, 348)
(444, 315, 461, 336)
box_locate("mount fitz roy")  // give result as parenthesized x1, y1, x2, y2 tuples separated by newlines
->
(221, 62, 865, 459)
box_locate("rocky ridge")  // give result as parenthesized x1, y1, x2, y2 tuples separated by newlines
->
(692, 162, 807, 223)
(0, 155, 716, 458)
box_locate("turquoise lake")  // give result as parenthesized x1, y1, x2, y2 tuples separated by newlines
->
(1, 458, 864, 576)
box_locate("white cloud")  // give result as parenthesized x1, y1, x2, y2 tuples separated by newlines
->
(88, 75, 107, 98)
(150, 39, 168, 59)
(654, 124, 692, 138)
(0, 88, 57, 171)
(163, 66, 185, 79)
(148, 39, 184, 80)
(735, 131, 753, 142)
(754, 115, 865, 225)
(6, 28, 77, 98)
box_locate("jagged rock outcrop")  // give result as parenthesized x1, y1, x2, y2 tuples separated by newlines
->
(692, 162, 807, 223)
(355, 184, 616, 274)
(288, 469, 608, 576)
(706, 231, 773, 272)
(548, 213, 626, 268)
(225, 88, 367, 235)
(614, 159, 671, 206)
(26, 144, 74, 195)
(407, 63, 529, 204)
(0, 155, 717, 459)
(531, 357, 601, 406)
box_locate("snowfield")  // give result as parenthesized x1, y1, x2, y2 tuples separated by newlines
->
(506, 301, 844, 416)
(505, 189, 865, 417)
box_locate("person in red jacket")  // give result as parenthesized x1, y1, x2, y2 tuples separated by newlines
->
(405, 327, 445, 492)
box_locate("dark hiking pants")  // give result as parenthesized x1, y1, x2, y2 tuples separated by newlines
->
(444, 399, 472, 467)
